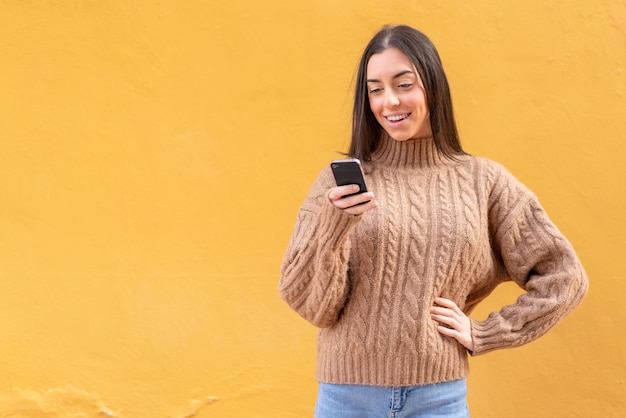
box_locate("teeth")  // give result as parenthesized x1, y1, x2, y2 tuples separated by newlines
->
(386, 114, 409, 122)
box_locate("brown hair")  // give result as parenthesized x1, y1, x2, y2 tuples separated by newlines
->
(349, 25, 466, 161)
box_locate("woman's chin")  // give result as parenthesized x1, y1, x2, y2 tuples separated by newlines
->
(386, 132, 412, 142)
(385, 129, 432, 142)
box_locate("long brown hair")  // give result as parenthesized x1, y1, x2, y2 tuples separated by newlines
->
(349, 25, 466, 161)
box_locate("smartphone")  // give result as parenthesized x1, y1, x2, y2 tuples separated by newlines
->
(330, 159, 368, 197)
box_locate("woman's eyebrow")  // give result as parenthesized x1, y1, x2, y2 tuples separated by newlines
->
(366, 70, 415, 83)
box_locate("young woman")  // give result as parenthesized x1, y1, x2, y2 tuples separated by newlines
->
(279, 25, 588, 417)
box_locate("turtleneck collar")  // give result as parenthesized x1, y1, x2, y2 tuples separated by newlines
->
(368, 134, 462, 170)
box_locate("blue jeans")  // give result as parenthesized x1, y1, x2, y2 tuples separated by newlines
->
(314, 379, 469, 418)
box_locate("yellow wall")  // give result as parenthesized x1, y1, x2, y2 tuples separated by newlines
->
(0, 1, 623, 417)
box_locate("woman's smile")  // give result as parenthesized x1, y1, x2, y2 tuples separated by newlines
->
(385, 113, 411, 122)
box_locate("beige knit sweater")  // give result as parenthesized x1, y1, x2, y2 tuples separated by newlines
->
(279, 135, 588, 386)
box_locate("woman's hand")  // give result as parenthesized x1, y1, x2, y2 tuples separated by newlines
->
(328, 185, 377, 216)
(431, 297, 474, 352)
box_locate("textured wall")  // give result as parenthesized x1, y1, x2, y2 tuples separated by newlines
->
(0, 1, 624, 417)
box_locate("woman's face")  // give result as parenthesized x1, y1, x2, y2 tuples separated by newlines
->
(366, 48, 432, 141)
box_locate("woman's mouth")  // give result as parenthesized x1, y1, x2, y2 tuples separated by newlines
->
(385, 113, 410, 122)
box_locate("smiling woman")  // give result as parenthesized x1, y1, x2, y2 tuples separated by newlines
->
(278, 24, 588, 418)
(349, 25, 464, 164)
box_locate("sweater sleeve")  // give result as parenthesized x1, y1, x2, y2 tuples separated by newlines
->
(470, 162, 589, 355)
(278, 168, 362, 328)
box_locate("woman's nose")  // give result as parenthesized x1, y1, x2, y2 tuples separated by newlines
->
(384, 90, 400, 107)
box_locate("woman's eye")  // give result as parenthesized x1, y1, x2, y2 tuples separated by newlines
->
(398, 83, 413, 89)
(369, 88, 382, 94)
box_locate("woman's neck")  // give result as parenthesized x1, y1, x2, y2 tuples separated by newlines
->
(370, 134, 459, 169)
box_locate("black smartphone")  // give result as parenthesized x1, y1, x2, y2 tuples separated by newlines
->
(330, 159, 368, 197)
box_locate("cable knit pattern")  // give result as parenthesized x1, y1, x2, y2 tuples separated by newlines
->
(279, 135, 588, 386)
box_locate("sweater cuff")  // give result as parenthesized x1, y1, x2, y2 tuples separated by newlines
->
(317, 192, 362, 250)
(469, 317, 509, 356)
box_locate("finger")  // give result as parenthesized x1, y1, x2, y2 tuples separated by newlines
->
(330, 191, 376, 211)
(434, 297, 463, 314)
(431, 313, 460, 330)
(436, 325, 467, 345)
(436, 325, 459, 338)
(343, 197, 377, 215)
(328, 185, 360, 202)
(433, 297, 455, 308)
(430, 307, 460, 323)
(346, 192, 375, 206)
(430, 306, 453, 316)
(437, 326, 471, 348)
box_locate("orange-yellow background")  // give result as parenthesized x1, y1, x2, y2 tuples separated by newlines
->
(1, 1, 624, 417)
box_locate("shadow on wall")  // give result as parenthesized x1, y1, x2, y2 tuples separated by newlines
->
(0, 386, 219, 417)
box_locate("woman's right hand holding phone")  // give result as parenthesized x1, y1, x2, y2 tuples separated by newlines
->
(327, 185, 377, 216)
